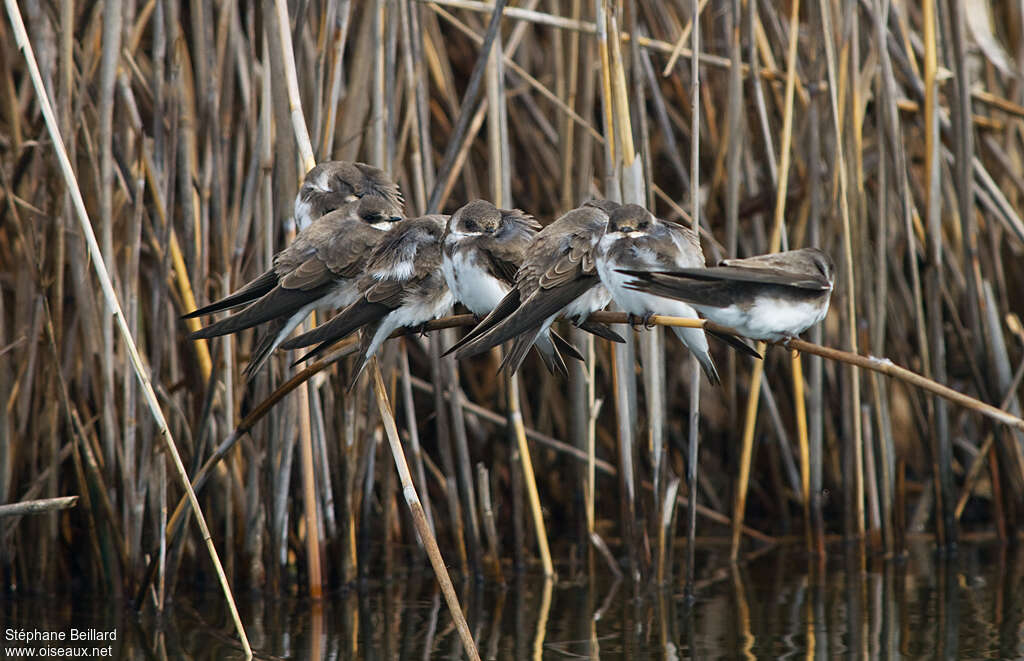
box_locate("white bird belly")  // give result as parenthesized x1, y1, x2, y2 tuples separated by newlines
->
(443, 252, 509, 316)
(365, 291, 455, 359)
(598, 256, 700, 321)
(562, 284, 611, 323)
(697, 297, 826, 341)
(315, 284, 360, 312)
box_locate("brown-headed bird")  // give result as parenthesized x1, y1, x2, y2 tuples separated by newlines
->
(281, 214, 454, 386)
(621, 247, 835, 343)
(441, 199, 584, 377)
(450, 200, 625, 375)
(185, 196, 403, 377)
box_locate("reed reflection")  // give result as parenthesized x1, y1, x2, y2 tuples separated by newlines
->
(4, 541, 1022, 659)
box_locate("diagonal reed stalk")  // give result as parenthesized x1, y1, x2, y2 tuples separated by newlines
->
(3, 0, 252, 654)
(370, 359, 480, 661)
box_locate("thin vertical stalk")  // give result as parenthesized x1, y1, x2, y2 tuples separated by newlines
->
(400, 341, 435, 532)
(486, 25, 553, 576)
(270, 0, 324, 597)
(508, 374, 554, 576)
(924, 0, 954, 546)
(684, 0, 702, 595)
(445, 356, 483, 574)
(793, 349, 811, 552)
(425, 0, 508, 213)
(98, 0, 123, 475)
(818, 0, 862, 547)
(600, 0, 641, 580)
(731, 0, 802, 563)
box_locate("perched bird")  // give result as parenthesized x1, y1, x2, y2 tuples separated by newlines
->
(281, 214, 454, 385)
(441, 200, 583, 377)
(596, 203, 725, 384)
(621, 247, 835, 342)
(451, 200, 624, 375)
(185, 196, 403, 378)
(293, 160, 403, 230)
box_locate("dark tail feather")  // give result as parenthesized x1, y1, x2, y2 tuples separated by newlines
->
(549, 329, 584, 362)
(443, 289, 521, 356)
(290, 338, 338, 366)
(576, 319, 625, 343)
(189, 288, 320, 340)
(707, 329, 762, 359)
(345, 330, 377, 391)
(456, 280, 595, 360)
(534, 333, 569, 378)
(280, 300, 386, 350)
(498, 327, 543, 376)
(242, 318, 287, 380)
(695, 350, 721, 386)
(182, 269, 278, 318)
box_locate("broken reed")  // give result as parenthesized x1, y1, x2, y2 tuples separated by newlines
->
(2, 0, 1023, 608)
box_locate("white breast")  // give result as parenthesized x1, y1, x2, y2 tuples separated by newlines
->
(442, 250, 509, 316)
(293, 195, 314, 230)
(596, 241, 661, 316)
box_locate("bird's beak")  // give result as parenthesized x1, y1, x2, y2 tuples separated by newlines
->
(390, 215, 402, 222)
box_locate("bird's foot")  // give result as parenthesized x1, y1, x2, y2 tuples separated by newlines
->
(642, 312, 657, 330)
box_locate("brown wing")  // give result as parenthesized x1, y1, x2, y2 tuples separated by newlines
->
(718, 248, 832, 288)
(278, 258, 336, 291)
(667, 265, 831, 290)
(536, 229, 595, 290)
(477, 228, 531, 285)
(319, 223, 382, 279)
(362, 278, 406, 308)
(662, 223, 704, 268)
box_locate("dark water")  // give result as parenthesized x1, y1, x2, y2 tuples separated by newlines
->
(2, 541, 1022, 659)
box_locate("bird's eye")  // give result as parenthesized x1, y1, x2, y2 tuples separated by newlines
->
(464, 220, 479, 232)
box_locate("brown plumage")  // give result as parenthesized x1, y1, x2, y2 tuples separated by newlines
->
(451, 200, 625, 376)
(186, 195, 402, 377)
(282, 214, 454, 386)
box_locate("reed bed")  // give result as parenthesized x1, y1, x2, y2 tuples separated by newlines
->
(1, 0, 1023, 638)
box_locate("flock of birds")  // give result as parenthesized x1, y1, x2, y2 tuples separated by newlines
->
(185, 161, 836, 387)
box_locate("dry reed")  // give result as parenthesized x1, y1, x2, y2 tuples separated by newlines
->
(1, 0, 1023, 638)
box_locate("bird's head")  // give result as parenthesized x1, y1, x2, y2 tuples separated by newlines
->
(607, 204, 654, 235)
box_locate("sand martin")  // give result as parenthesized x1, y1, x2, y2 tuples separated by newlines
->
(293, 160, 403, 230)
(281, 214, 454, 385)
(451, 200, 625, 375)
(185, 196, 403, 377)
(596, 204, 728, 384)
(441, 200, 584, 377)
(621, 247, 835, 342)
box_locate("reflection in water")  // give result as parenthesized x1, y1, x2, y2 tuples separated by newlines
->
(1, 541, 1022, 659)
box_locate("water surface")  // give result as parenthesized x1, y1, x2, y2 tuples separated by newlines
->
(2, 541, 1022, 659)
